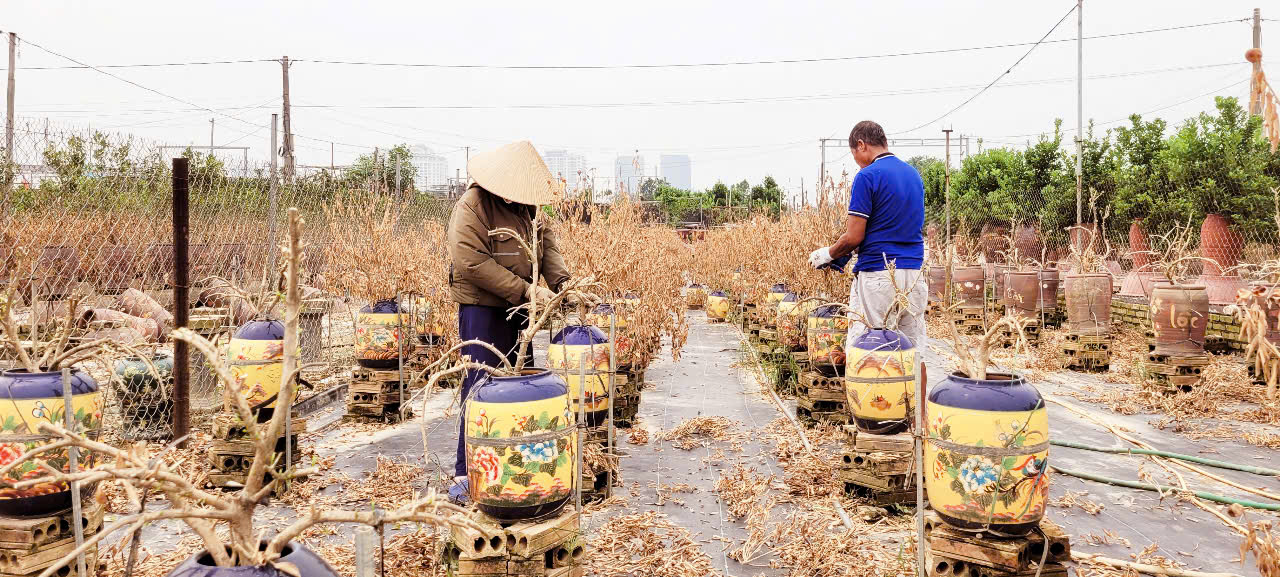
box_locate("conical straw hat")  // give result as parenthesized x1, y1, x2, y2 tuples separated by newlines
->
(467, 141, 563, 205)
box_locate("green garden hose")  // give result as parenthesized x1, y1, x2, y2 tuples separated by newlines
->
(1051, 465, 1280, 511)
(1050, 439, 1280, 477)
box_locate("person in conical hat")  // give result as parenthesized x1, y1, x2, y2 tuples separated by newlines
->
(444, 140, 570, 503)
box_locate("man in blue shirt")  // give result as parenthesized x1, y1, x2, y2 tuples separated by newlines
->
(809, 120, 928, 363)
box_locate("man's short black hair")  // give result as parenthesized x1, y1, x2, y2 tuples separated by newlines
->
(849, 121, 888, 149)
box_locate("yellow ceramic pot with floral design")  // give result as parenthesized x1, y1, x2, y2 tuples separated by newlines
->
(411, 296, 447, 345)
(227, 318, 293, 414)
(706, 291, 730, 320)
(766, 283, 790, 304)
(686, 284, 707, 309)
(845, 328, 916, 434)
(356, 300, 408, 369)
(806, 304, 849, 375)
(586, 303, 628, 331)
(465, 370, 577, 521)
(775, 293, 807, 349)
(547, 325, 614, 427)
(0, 369, 102, 515)
(925, 372, 1049, 537)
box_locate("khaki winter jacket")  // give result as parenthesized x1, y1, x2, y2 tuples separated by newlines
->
(447, 185, 570, 308)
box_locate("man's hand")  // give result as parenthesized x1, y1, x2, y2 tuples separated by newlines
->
(809, 246, 834, 269)
(528, 285, 556, 306)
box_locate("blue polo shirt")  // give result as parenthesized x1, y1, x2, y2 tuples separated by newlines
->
(847, 153, 924, 273)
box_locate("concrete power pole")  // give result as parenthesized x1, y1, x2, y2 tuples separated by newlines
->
(943, 128, 953, 262)
(1250, 9, 1263, 116)
(5, 32, 15, 193)
(281, 56, 295, 183)
(209, 118, 215, 151)
(1074, 0, 1084, 228)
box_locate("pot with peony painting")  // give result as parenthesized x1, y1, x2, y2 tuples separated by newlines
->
(844, 328, 916, 435)
(0, 369, 102, 516)
(925, 371, 1049, 537)
(355, 299, 407, 369)
(228, 318, 296, 420)
(806, 304, 849, 376)
(465, 369, 577, 521)
(706, 291, 731, 320)
(547, 325, 613, 428)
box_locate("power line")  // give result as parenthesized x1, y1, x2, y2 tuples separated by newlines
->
(0, 58, 275, 71)
(282, 61, 1239, 111)
(286, 19, 1244, 70)
(893, 3, 1079, 136)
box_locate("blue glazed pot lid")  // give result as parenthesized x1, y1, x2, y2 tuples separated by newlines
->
(360, 299, 400, 314)
(0, 370, 99, 398)
(471, 370, 569, 404)
(709, 291, 727, 298)
(810, 304, 843, 318)
(851, 328, 914, 351)
(780, 293, 797, 302)
(592, 303, 616, 315)
(770, 283, 789, 293)
(232, 319, 285, 341)
(551, 325, 609, 345)
(928, 372, 1043, 412)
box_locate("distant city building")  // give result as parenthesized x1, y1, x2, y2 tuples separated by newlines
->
(659, 154, 692, 190)
(541, 149, 590, 190)
(410, 145, 450, 191)
(614, 154, 646, 197)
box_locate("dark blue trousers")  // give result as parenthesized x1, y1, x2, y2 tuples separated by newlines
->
(455, 304, 530, 477)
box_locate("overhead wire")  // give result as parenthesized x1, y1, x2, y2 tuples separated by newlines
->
(892, 3, 1080, 136)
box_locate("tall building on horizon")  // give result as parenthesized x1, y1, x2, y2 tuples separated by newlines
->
(410, 145, 449, 191)
(659, 154, 692, 190)
(614, 154, 645, 197)
(541, 149, 589, 191)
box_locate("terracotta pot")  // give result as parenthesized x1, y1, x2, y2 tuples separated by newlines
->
(980, 225, 1008, 261)
(1149, 284, 1209, 356)
(992, 265, 1014, 305)
(1014, 224, 1041, 262)
(79, 308, 161, 341)
(140, 243, 174, 288)
(952, 267, 985, 307)
(1038, 269, 1061, 312)
(927, 267, 948, 303)
(1200, 213, 1244, 275)
(1005, 271, 1041, 316)
(24, 246, 80, 298)
(89, 245, 140, 292)
(1239, 283, 1280, 343)
(1069, 224, 1098, 255)
(925, 372, 1048, 537)
(1063, 274, 1112, 336)
(198, 279, 259, 327)
(116, 288, 175, 329)
(1129, 220, 1151, 270)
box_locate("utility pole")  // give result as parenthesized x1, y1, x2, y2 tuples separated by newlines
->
(819, 139, 826, 208)
(1250, 8, 1263, 116)
(4, 32, 16, 194)
(464, 146, 470, 182)
(208, 118, 215, 151)
(1075, 0, 1084, 228)
(943, 128, 953, 263)
(330, 142, 334, 171)
(280, 56, 295, 183)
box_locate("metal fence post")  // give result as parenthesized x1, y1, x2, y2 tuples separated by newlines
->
(61, 369, 87, 577)
(172, 157, 190, 445)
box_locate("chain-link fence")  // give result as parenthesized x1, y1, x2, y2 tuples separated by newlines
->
(1, 116, 455, 440)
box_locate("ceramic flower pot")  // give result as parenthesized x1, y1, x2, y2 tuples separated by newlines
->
(90, 244, 139, 294)
(767, 283, 790, 304)
(992, 265, 1014, 306)
(79, 308, 162, 342)
(806, 304, 849, 376)
(411, 296, 446, 346)
(355, 300, 407, 369)
(197, 280, 259, 327)
(927, 267, 948, 304)
(952, 267, 986, 307)
(706, 291, 730, 320)
(1238, 283, 1280, 343)
(1129, 219, 1151, 270)
(1005, 271, 1041, 316)
(166, 542, 339, 577)
(1038, 269, 1060, 313)
(0, 369, 102, 517)
(547, 325, 614, 428)
(1013, 224, 1041, 263)
(1200, 213, 1244, 275)
(228, 319, 292, 417)
(465, 370, 577, 521)
(685, 284, 707, 309)
(587, 303, 629, 330)
(775, 294, 810, 350)
(1149, 284, 1210, 356)
(1063, 274, 1112, 336)
(114, 353, 173, 399)
(925, 372, 1048, 537)
(844, 328, 916, 435)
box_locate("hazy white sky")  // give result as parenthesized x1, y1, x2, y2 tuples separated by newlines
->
(0, 1, 1266, 198)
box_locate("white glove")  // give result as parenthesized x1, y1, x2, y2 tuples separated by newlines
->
(809, 246, 834, 269)
(528, 285, 556, 305)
